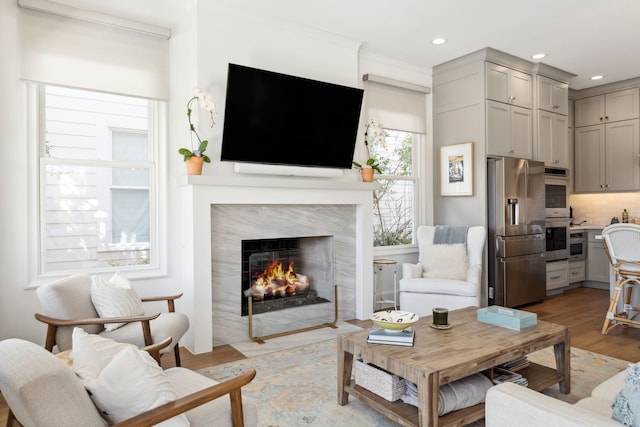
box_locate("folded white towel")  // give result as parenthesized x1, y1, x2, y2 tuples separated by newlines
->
(400, 373, 493, 416)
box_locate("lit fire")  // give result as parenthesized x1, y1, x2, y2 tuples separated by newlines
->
(244, 260, 310, 300)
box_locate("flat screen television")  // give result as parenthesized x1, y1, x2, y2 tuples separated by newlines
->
(221, 63, 364, 170)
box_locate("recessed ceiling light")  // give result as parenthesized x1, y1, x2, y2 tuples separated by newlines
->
(431, 38, 447, 45)
(591, 75, 604, 81)
(531, 53, 546, 60)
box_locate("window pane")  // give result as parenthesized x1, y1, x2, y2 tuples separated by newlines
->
(112, 189, 149, 243)
(112, 131, 149, 186)
(41, 85, 153, 274)
(371, 129, 413, 176)
(370, 129, 417, 247)
(44, 85, 148, 160)
(373, 179, 414, 246)
(43, 164, 150, 272)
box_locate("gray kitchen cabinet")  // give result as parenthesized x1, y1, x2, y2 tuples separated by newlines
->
(546, 259, 569, 291)
(532, 69, 573, 168)
(537, 75, 569, 116)
(536, 110, 568, 167)
(586, 229, 609, 283)
(574, 119, 640, 192)
(433, 48, 536, 163)
(574, 88, 639, 127)
(486, 62, 532, 109)
(569, 260, 585, 283)
(487, 99, 533, 159)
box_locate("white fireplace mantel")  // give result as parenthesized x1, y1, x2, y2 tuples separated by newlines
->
(178, 174, 376, 354)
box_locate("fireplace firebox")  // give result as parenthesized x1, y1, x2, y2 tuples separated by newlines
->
(241, 236, 334, 316)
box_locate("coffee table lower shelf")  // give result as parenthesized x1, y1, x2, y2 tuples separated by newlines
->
(344, 362, 564, 427)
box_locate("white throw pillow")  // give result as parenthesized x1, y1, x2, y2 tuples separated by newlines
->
(70, 327, 136, 384)
(91, 272, 144, 331)
(88, 346, 190, 426)
(422, 243, 469, 281)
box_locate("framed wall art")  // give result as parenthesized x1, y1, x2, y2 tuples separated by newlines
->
(440, 141, 474, 196)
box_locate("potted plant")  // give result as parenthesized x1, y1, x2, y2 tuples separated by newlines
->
(179, 88, 216, 175)
(352, 118, 384, 182)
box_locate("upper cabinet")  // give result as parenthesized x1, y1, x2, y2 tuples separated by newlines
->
(486, 100, 533, 159)
(484, 62, 533, 158)
(532, 68, 574, 168)
(536, 75, 569, 116)
(537, 110, 568, 167)
(574, 88, 640, 127)
(574, 120, 640, 192)
(486, 62, 532, 109)
(573, 87, 640, 192)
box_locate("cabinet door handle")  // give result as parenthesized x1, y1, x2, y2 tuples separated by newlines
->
(552, 104, 559, 109)
(600, 117, 604, 122)
(550, 275, 561, 280)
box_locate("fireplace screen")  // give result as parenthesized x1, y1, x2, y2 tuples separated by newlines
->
(241, 236, 333, 316)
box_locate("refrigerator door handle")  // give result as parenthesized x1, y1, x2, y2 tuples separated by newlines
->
(507, 198, 519, 225)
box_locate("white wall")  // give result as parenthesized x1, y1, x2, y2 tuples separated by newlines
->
(0, 0, 432, 349)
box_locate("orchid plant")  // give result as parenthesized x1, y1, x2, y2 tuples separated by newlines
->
(352, 118, 384, 173)
(179, 88, 217, 163)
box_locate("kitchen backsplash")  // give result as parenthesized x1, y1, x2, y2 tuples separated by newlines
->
(570, 193, 640, 226)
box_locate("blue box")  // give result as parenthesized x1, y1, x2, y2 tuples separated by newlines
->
(477, 306, 537, 331)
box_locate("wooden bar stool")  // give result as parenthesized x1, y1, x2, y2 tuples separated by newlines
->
(601, 223, 640, 334)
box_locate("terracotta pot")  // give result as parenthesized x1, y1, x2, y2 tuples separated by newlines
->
(186, 156, 204, 175)
(360, 168, 375, 182)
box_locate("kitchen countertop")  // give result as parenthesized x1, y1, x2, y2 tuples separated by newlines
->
(570, 225, 607, 231)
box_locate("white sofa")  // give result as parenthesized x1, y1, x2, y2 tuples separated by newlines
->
(485, 370, 627, 426)
(399, 225, 486, 317)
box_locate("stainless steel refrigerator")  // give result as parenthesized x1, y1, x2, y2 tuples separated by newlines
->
(487, 157, 546, 307)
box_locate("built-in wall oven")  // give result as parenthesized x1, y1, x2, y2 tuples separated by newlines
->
(545, 218, 570, 261)
(545, 167, 570, 218)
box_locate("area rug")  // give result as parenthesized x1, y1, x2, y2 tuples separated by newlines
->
(198, 340, 630, 427)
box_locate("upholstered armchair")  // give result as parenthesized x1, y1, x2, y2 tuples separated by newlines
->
(0, 338, 258, 427)
(398, 225, 486, 317)
(34, 273, 190, 367)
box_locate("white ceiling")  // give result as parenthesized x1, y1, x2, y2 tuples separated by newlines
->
(219, 0, 640, 91)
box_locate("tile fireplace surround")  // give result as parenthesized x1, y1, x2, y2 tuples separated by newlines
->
(179, 175, 375, 354)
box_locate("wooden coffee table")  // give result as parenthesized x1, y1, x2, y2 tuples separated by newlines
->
(337, 306, 570, 427)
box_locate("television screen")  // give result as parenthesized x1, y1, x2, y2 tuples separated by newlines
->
(221, 63, 364, 170)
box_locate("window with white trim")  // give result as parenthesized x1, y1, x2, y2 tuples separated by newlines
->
(40, 85, 157, 273)
(362, 75, 429, 247)
(17, 2, 170, 277)
(370, 129, 419, 246)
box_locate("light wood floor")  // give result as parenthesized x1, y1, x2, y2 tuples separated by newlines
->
(2, 287, 639, 424)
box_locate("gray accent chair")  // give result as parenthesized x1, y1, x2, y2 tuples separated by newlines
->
(0, 338, 258, 427)
(34, 273, 190, 366)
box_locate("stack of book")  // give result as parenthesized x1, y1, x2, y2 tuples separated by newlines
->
(367, 326, 414, 346)
(497, 356, 530, 372)
(492, 366, 529, 387)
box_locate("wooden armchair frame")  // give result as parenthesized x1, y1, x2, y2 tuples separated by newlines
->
(1, 338, 257, 427)
(113, 368, 256, 427)
(35, 293, 185, 366)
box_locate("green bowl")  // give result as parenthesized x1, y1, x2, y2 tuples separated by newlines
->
(370, 310, 419, 331)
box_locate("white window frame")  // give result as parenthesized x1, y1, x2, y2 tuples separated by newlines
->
(373, 129, 422, 252)
(26, 83, 168, 284)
